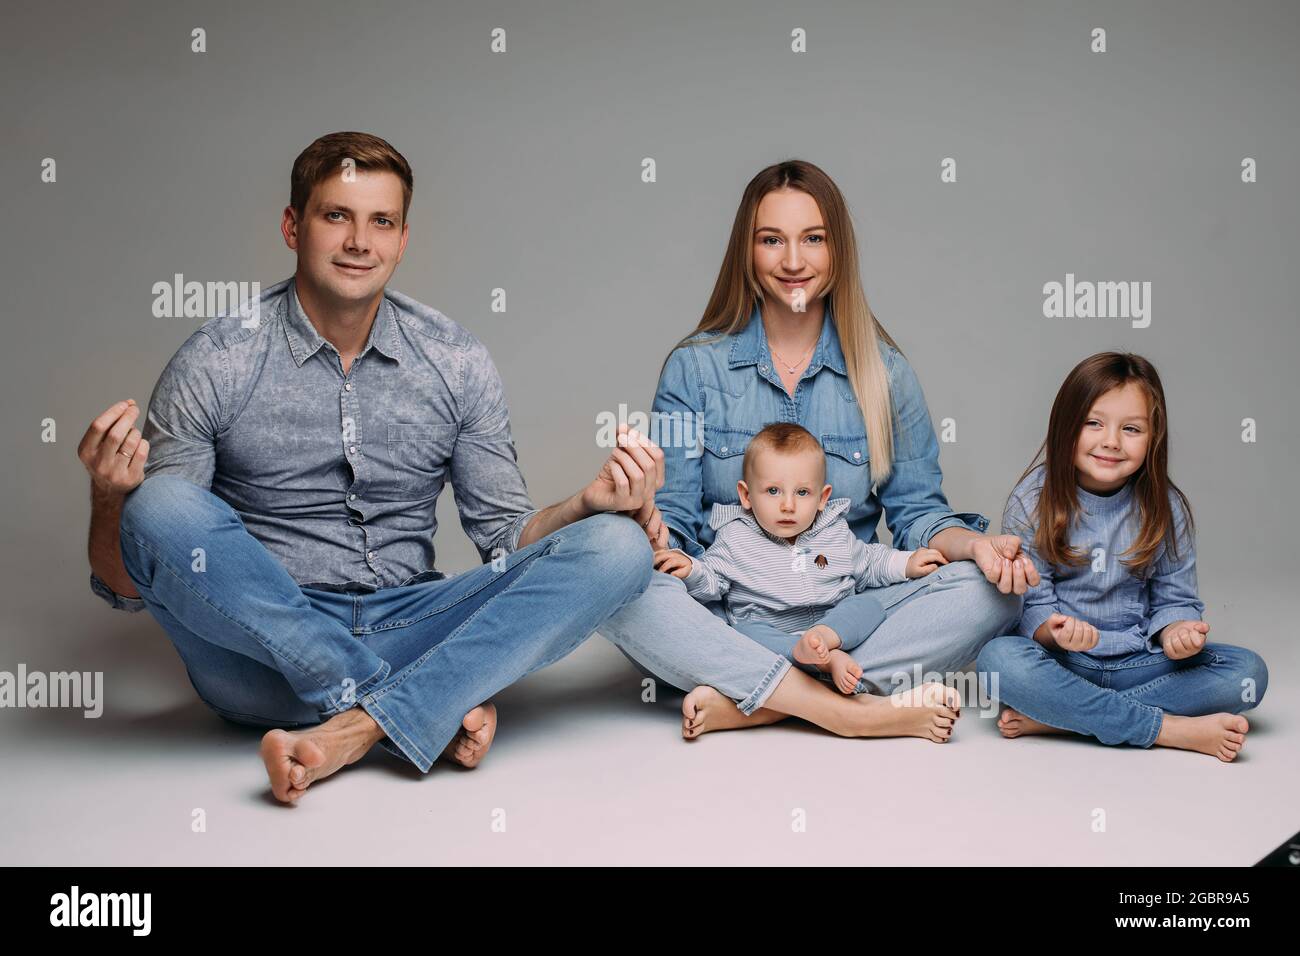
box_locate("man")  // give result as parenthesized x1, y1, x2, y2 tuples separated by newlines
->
(78, 131, 666, 803)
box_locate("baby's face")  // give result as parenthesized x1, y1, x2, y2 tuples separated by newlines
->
(738, 447, 831, 540)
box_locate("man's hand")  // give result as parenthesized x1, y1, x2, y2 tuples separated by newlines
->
(581, 424, 664, 517)
(1036, 613, 1099, 652)
(1159, 620, 1209, 660)
(652, 548, 692, 579)
(78, 399, 149, 496)
(905, 547, 947, 579)
(970, 534, 1040, 595)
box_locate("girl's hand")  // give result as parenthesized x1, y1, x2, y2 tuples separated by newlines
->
(970, 534, 1040, 595)
(652, 548, 692, 579)
(1045, 613, 1099, 652)
(905, 547, 948, 578)
(1160, 620, 1210, 660)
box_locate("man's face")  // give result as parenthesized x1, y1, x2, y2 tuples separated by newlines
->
(281, 169, 409, 304)
(738, 447, 832, 541)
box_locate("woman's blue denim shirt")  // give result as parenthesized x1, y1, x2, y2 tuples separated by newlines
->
(653, 303, 990, 558)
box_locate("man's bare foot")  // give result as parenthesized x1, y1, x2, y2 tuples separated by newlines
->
(1155, 713, 1249, 762)
(441, 702, 497, 768)
(998, 706, 1071, 738)
(827, 649, 863, 695)
(260, 707, 385, 804)
(681, 686, 787, 738)
(792, 625, 840, 667)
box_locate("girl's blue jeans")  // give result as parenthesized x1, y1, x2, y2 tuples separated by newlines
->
(976, 635, 1268, 747)
(118, 474, 653, 772)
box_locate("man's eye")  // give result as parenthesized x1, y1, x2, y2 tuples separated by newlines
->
(326, 211, 345, 221)
(376, 218, 393, 226)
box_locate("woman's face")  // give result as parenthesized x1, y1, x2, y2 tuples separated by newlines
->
(752, 188, 831, 311)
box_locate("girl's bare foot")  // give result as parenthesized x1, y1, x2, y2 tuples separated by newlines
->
(681, 686, 787, 738)
(827, 650, 863, 695)
(998, 706, 1071, 738)
(441, 702, 497, 768)
(792, 625, 839, 667)
(1155, 713, 1249, 762)
(260, 707, 384, 804)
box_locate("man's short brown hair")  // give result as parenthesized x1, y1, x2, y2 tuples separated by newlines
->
(290, 131, 414, 224)
(742, 422, 826, 485)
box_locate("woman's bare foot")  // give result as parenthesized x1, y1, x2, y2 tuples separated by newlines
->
(681, 686, 787, 738)
(998, 706, 1071, 738)
(792, 625, 840, 667)
(827, 650, 863, 695)
(260, 707, 385, 804)
(1155, 713, 1249, 762)
(441, 702, 497, 768)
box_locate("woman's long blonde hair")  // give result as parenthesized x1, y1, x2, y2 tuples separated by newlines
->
(666, 159, 901, 480)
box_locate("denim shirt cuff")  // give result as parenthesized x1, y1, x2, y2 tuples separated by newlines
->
(505, 508, 542, 555)
(89, 572, 147, 613)
(666, 525, 704, 559)
(1017, 604, 1055, 641)
(913, 511, 990, 550)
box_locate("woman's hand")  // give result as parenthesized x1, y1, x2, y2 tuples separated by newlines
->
(969, 534, 1040, 595)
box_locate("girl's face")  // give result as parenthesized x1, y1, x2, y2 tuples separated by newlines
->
(752, 188, 831, 312)
(1074, 382, 1151, 494)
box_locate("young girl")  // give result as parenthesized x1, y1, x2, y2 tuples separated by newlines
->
(977, 352, 1268, 761)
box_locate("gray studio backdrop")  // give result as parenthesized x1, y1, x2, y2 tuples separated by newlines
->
(3, 0, 1298, 698)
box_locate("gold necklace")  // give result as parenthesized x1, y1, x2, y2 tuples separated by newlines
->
(769, 342, 815, 376)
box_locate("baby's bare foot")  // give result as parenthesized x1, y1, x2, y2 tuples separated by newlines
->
(260, 707, 384, 803)
(997, 707, 1071, 738)
(1156, 713, 1249, 762)
(827, 650, 863, 695)
(793, 625, 839, 667)
(441, 702, 497, 768)
(681, 686, 786, 738)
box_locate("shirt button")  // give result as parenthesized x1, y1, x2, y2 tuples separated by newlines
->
(759, 365, 769, 373)
(348, 493, 356, 501)
(721, 446, 728, 454)
(349, 445, 357, 455)
(344, 383, 354, 391)
(853, 451, 861, 459)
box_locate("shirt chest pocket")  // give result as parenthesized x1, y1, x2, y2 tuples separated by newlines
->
(820, 433, 870, 506)
(701, 425, 754, 506)
(385, 422, 457, 497)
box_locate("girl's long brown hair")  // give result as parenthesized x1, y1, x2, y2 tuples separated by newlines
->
(663, 160, 902, 480)
(1011, 352, 1193, 576)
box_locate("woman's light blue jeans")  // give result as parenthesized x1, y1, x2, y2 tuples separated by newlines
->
(976, 635, 1268, 747)
(600, 559, 1023, 713)
(118, 474, 653, 772)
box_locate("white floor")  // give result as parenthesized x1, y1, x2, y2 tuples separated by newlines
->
(3, 591, 1295, 866)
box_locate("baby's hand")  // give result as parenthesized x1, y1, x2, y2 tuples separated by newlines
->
(652, 548, 692, 579)
(905, 547, 947, 578)
(1160, 620, 1209, 660)
(1046, 613, 1099, 652)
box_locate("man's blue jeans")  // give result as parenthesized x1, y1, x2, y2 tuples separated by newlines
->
(118, 475, 653, 772)
(977, 635, 1268, 747)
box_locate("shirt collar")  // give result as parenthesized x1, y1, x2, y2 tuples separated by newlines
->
(727, 299, 847, 376)
(283, 277, 403, 368)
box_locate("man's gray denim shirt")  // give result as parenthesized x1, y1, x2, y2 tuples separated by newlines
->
(90, 277, 540, 612)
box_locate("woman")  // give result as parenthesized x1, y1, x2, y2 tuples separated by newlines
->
(602, 159, 1036, 741)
